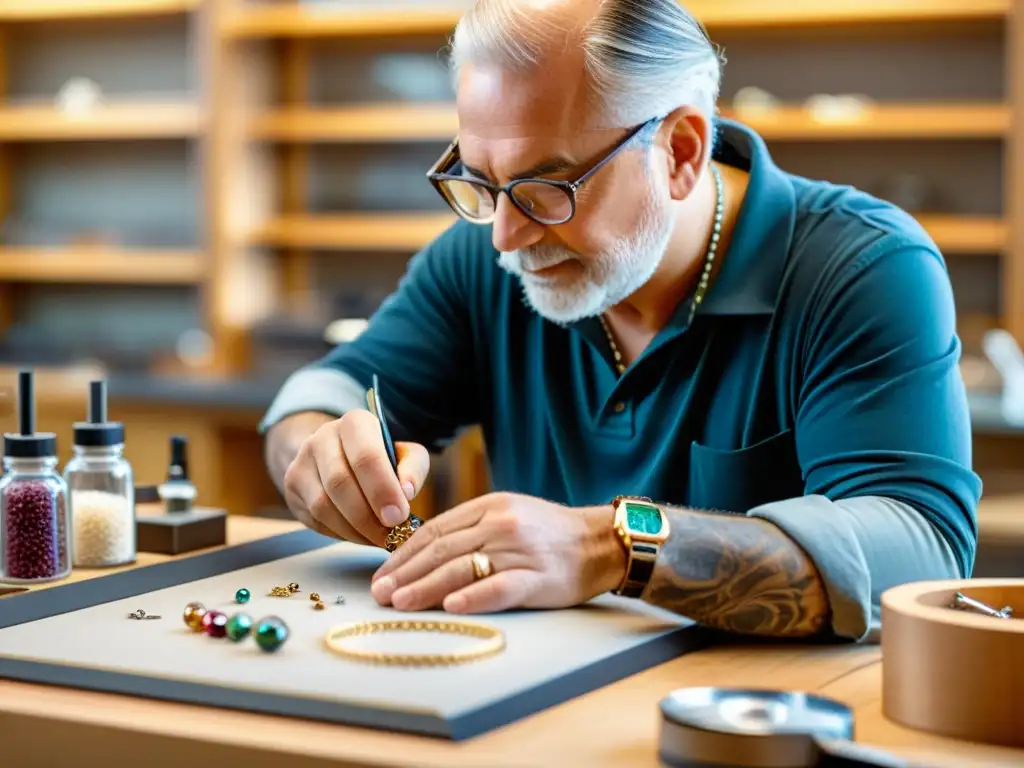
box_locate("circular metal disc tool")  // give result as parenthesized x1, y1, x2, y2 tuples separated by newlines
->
(658, 687, 909, 767)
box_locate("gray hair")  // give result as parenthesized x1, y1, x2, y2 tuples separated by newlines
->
(448, 0, 725, 131)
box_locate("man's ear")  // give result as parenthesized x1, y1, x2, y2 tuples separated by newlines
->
(659, 106, 711, 201)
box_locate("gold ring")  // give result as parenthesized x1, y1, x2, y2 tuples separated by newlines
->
(323, 620, 505, 666)
(471, 551, 493, 580)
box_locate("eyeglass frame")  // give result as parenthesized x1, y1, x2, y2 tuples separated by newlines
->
(425, 114, 665, 227)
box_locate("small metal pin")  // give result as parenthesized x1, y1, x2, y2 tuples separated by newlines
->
(127, 609, 162, 620)
(950, 592, 1012, 619)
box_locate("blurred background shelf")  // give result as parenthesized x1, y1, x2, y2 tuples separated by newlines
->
(222, 0, 1009, 40)
(251, 101, 1010, 143)
(0, 248, 204, 283)
(0, 102, 203, 141)
(917, 215, 1007, 254)
(722, 103, 1010, 141)
(249, 212, 455, 251)
(0, 0, 199, 21)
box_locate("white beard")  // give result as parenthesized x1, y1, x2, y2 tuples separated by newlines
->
(497, 180, 676, 325)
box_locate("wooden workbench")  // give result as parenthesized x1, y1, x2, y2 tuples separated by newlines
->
(1, 515, 1022, 767)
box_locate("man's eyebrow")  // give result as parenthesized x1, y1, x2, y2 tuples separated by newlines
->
(461, 156, 577, 183)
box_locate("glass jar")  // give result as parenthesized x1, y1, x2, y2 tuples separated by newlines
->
(0, 455, 71, 583)
(64, 443, 136, 568)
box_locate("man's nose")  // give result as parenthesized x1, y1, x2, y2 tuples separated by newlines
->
(491, 195, 543, 254)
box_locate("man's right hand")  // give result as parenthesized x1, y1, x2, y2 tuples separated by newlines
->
(275, 410, 430, 548)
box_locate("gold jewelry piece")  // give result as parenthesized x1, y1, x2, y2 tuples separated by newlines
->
(471, 551, 493, 581)
(314, 601, 326, 611)
(310, 591, 321, 602)
(384, 516, 422, 552)
(324, 619, 505, 666)
(269, 586, 292, 597)
(288, 582, 300, 593)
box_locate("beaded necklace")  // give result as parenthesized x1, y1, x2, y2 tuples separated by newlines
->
(598, 163, 724, 376)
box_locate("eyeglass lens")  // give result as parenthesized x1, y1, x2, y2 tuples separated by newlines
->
(438, 178, 573, 225)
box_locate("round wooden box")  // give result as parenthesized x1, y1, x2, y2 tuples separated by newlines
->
(881, 578, 1024, 747)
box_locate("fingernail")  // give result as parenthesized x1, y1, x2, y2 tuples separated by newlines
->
(402, 481, 415, 500)
(445, 594, 467, 612)
(381, 505, 406, 526)
(372, 576, 396, 602)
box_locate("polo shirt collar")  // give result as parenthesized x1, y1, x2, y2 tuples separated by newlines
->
(696, 119, 796, 316)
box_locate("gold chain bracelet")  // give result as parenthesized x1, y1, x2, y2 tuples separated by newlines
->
(323, 619, 506, 666)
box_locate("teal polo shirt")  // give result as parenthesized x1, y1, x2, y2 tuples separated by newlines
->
(262, 119, 981, 640)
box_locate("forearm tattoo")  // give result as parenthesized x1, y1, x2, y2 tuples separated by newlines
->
(643, 508, 830, 637)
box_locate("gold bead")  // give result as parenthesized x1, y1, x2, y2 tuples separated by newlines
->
(310, 592, 321, 602)
(314, 601, 326, 611)
(288, 583, 300, 593)
(183, 602, 206, 631)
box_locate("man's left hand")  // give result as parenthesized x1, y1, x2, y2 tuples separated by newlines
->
(370, 492, 627, 613)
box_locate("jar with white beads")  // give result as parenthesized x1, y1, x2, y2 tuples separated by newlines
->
(64, 381, 136, 568)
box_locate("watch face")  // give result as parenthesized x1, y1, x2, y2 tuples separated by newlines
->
(624, 501, 664, 535)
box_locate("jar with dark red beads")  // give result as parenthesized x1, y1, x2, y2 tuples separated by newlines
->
(0, 436, 70, 584)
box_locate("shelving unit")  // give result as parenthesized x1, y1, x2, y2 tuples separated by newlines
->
(0, 0, 207, 369)
(0, 0, 1021, 407)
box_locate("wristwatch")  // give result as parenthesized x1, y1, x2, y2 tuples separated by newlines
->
(611, 495, 670, 598)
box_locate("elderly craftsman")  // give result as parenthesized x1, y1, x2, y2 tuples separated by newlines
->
(260, 0, 980, 643)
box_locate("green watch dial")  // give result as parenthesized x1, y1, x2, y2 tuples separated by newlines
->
(625, 501, 663, 535)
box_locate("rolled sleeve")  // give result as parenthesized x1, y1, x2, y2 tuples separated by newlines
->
(748, 495, 959, 642)
(258, 367, 368, 435)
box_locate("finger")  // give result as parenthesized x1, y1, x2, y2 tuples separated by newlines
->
(371, 498, 488, 583)
(339, 409, 409, 527)
(388, 553, 481, 612)
(371, 525, 486, 605)
(283, 445, 370, 545)
(283, 486, 341, 540)
(394, 441, 430, 500)
(310, 426, 388, 546)
(444, 569, 544, 614)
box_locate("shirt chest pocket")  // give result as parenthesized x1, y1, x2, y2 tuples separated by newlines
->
(688, 429, 804, 513)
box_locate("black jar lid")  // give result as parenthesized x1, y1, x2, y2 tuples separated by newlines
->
(72, 380, 125, 447)
(4, 370, 57, 458)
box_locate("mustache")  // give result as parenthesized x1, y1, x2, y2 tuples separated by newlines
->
(501, 245, 579, 272)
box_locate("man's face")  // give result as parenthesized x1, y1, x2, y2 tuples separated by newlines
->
(454, 61, 676, 324)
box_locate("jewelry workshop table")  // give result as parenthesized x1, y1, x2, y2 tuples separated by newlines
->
(1, 515, 1022, 768)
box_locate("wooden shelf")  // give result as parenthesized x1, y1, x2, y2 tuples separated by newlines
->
(252, 101, 1008, 144)
(248, 212, 1001, 255)
(0, 249, 205, 284)
(0, 0, 198, 21)
(0, 103, 203, 141)
(722, 102, 1009, 141)
(251, 103, 459, 143)
(222, 6, 464, 39)
(685, 0, 1008, 28)
(249, 212, 456, 251)
(917, 215, 1006, 254)
(222, 1, 1007, 38)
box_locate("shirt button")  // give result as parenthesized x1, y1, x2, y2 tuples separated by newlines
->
(614, 402, 626, 414)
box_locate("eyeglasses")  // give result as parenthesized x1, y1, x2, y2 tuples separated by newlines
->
(426, 115, 663, 227)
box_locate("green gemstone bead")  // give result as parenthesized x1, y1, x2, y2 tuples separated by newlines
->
(235, 588, 251, 604)
(225, 613, 253, 642)
(254, 616, 289, 653)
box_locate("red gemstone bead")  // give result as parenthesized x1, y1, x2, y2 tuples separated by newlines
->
(203, 610, 228, 638)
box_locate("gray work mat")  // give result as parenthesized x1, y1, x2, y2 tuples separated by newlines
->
(0, 529, 712, 739)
